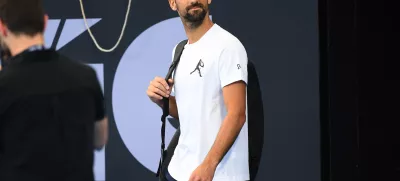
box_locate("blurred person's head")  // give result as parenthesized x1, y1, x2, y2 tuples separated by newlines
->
(0, 0, 48, 56)
(168, 0, 211, 29)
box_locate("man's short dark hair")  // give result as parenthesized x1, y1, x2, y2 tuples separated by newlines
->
(0, 0, 45, 36)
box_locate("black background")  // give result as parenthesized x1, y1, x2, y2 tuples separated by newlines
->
(319, 0, 398, 180)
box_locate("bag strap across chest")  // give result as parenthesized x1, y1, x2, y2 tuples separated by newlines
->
(156, 39, 187, 178)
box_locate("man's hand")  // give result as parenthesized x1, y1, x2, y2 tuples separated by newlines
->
(189, 162, 217, 181)
(147, 76, 174, 107)
(94, 117, 108, 150)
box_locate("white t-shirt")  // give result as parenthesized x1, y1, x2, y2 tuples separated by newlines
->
(168, 24, 249, 181)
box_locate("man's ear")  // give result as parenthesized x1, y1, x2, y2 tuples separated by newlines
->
(43, 14, 49, 31)
(168, 0, 177, 11)
(0, 20, 8, 37)
(208, 0, 212, 5)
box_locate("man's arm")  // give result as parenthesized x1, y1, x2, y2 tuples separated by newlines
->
(90, 67, 108, 150)
(148, 77, 179, 120)
(167, 45, 179, 120)
(156, 95, 179, 120)
(202, 41, 248, 168)
(94, 117, 108, 150)
(156, 78, 179, 120)
(168, 96, 179, 120)
(203, 81, 247, 167)
(189, 40, 248, 180)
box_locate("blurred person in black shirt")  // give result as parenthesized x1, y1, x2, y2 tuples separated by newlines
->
(0, 41, 11, 70)
(0, 0, 108, 181)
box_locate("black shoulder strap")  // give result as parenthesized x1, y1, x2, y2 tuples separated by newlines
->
(164, 40, 188, 81)
(156, 39, 187, 178)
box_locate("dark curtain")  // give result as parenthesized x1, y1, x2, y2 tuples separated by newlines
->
(319, 0, 396, 180)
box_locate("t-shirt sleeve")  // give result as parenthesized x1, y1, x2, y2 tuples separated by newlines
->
(90, 68, 106, 121)
(218, 41, 248, 88)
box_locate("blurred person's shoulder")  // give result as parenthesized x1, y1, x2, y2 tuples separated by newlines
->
(0, 50, 100, 94)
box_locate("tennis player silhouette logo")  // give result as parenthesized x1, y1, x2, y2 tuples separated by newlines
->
(190, 59, 204, 77)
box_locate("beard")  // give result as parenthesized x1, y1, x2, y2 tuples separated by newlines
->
(181, 2, 208, 29)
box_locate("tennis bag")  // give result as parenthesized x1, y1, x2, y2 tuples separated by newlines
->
(157, 40, 264, 181)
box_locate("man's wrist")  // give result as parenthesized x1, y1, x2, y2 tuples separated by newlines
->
(157, 100, 164, 108)
(203, 156, 219, 168)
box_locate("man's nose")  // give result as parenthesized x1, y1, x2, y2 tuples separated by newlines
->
(188, 0, 200, 5)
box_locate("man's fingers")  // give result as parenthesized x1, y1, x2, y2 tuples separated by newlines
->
(155, 77, 170, 90)
(152, 85, 169, 98)
(147, 90, 163, 100)
(150, 81, 168, 94)
(168, 79, 174, 85)
(147, 77, 174, 102)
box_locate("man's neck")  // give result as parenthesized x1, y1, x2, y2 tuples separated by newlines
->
(8, 35, 45, 56)
(183, 16, 214, 44)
